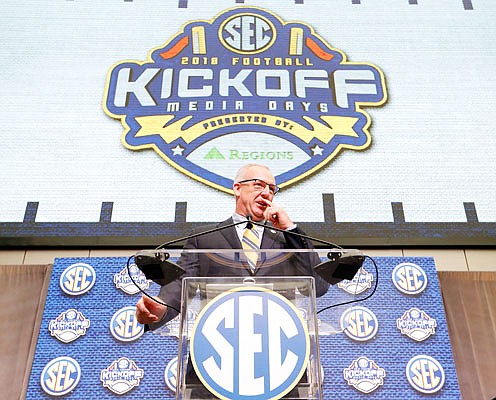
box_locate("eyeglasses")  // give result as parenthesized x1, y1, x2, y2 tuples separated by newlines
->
(237, 178, 280, 195)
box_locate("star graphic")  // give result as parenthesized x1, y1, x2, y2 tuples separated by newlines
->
(310, 144, 323, 156)
(171, 144, 184, 156)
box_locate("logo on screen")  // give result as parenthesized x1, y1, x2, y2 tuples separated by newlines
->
(110, 306, 144, 342)
(397, 307, 437, 342)
(114, 264, 150, 295)
(190, 287, 309, 399)
(40, 356, 81, 397)
(104, 7, 387, 193)
(48, 308, 90, 343)
(59, 263, 96, 296)
(340, 306, 378, 342)
(100, 357, 144, 395)
(406, 355, 445, 394)
(392, 263, 428, 295)
(343, 356, 385, 394)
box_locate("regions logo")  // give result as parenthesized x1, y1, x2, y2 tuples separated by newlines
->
(392, 263, 428, 295)
(406, 355, 445, 394)
(48, 308, 90, 343)
(59, 262, 96, 296)
(340, 306, 378, 342)
(114, 264, 150, 295)
(343, 356, 385, 394)
(191, 287, 309, 399)
(100, 357, 144, 395)
(337, 266, 374, 295)
(103, 7, 387, 193)
(397, 307, 437, 342)
(110, 306, 144, 342)
(40, 356, 81, 397)
(164, 356, 178, 393)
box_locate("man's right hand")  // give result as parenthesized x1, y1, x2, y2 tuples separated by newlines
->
(135, 295, 167, 325)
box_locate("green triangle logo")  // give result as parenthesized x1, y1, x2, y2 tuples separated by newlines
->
(204, 147, 225, 160)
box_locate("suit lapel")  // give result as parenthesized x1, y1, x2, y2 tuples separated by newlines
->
(260, 224, 280, 249)
(219, 218, 242, 249)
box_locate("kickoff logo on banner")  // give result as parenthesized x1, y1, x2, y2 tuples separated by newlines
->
(103, 7, 387, 193)
(190, 286, 309, 399)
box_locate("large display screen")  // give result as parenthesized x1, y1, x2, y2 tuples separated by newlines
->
(0, 0, 494, 246)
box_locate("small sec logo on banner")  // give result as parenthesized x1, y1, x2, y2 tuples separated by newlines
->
(40, 356, 81, 397)
(59, 262, 96, 296)
(191, 287, 309, 399)
(340, 306, 378, 342)
(164, 356, 178, 393)
(392, 263, 428, 295)
(406, 355, 445, 394)
(110, 306, 144, 342)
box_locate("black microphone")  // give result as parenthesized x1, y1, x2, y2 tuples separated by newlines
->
(313, 249, 365, 285)
(134, 250, 186, 286)
(245, 214, 254, 229)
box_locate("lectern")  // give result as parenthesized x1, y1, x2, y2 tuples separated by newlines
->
(177, 275, 322, 399)
(135, 248, 357, 399)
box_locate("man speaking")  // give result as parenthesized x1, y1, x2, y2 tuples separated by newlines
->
(135, 163, 329, 327)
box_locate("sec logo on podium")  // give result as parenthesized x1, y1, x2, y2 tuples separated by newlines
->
(190, 287, 309, 399)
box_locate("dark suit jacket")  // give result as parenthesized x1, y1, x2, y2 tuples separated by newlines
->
(154, 217, 329, 325)
(150, 218, 328, 398)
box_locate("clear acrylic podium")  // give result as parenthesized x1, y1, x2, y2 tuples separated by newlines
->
(134, 248, 360, 399)
(176, 276, 322, 399)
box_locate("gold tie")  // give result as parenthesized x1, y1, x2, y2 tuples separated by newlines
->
(242, 227, 261, 272)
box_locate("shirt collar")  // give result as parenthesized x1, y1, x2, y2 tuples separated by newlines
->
(232, 213, 265, 231)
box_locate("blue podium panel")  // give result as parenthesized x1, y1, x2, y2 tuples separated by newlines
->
(26, 256, 461, 399)
(26, 257, 177, 399)
(318, 257, 460, 398)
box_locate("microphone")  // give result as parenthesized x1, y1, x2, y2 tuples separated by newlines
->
(245, 214, 253, 229)
(134, 250, 186, 286)
(313, 249, 365, 285)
